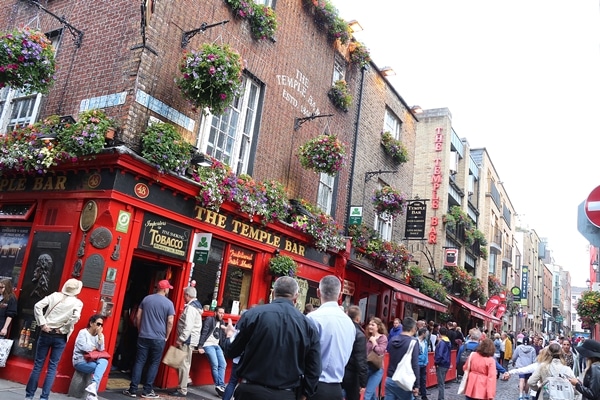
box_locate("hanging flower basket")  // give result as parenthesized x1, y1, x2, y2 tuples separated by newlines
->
(297, 134, 346, 175)
(268, 254, 297, 277)
(176, 43, 244, 115)
(372, 186, 407, 218)
(0, 27, 56, 94)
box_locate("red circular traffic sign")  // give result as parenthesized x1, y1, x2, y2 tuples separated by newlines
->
(585, 186, 600, 227)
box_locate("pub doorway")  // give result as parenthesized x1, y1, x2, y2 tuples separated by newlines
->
(106, 258, 177, 390)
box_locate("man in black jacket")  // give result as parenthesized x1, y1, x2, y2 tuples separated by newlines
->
(342, 306, 368, 400)
(223, 276, 321, 400)
(197, 306, 227, 397)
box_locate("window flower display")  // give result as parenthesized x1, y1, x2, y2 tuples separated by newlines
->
(297, 134, 347, 175)
(328, 79, 352, 112)
(0, 27, 56, 94)
(140, 122, 194, 175)
(381, 131, 408, 164)
(192, 158, 238, 211)
(224, 0, 278, 41)
(176, 43, 244, 115)
(372, 186, 407, 218)
(291, 200, 346, 252)
(349, 40, 371, 68)
(57, 109, 115, 159)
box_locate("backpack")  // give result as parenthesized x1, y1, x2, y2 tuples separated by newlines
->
(540, 375, 575, 400)
(457, 345, 474, 374)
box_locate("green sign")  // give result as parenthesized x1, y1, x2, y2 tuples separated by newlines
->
(348, 206, 363, 225)
(555, 315, 563, 323)
(191, 233, 212, 265)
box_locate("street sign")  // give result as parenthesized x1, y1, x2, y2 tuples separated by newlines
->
(555, 315, 564, 323)
(577, 201, 600, 247)
(404, 201, 427, 239)
(585, 186, 600, 227)
(348, 206, 363, 225)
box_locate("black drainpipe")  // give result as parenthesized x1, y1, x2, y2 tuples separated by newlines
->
(344, 65, 367, 236)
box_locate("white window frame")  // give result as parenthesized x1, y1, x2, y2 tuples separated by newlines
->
(333, 58, 345, 84)
(255, 0, 275, 6)
(197, 75, 261, 175)
(383, 108, 401, 140)
(373, 181, 393, 241)
(317, 173, 335, 215)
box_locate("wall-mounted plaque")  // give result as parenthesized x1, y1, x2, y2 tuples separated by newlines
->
(79, 201, 98, 232)
(82, 254, 105, 289)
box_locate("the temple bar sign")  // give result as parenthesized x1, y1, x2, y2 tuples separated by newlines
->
(139, 213, 192, 260)
(404, 201, 427, 239)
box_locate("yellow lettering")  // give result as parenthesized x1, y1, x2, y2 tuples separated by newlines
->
(231, 220, 242, 233)
(32, 177, 44, 190)
(248, 226, 261, 241)
(216, 214, 227, 228)
(240, 223, 250, 237)
(55, 176, 66, 190)
(204, 209, 219, 226)
(42, 178, 54, 190)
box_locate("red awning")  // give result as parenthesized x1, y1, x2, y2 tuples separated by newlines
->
(450, 295, 502, 322)
(353, 264, 448, 313)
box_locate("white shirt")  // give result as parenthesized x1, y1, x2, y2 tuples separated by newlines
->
(306, 301, 354, 383)
(34, 291, 83, 340)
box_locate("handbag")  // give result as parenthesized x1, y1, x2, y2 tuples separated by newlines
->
(367, 349, 384, 370)
(162, 345, 186, 369)
(0, 338, 14, 367)
(84, 350, 111, 362)
(457, 352, 472, 394)
(392, 339, 416, 391)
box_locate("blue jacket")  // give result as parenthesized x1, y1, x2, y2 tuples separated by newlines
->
(434, 336, 451, 368)
(418, 338, 429, 366)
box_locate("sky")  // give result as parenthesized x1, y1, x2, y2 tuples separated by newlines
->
(335, 0, 600, 287)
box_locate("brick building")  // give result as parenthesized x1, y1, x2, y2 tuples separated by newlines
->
(0, 0, 445, 394)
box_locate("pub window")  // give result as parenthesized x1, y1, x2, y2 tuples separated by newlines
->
(374, 181, 393, 241)
(191, 239, 256, 315)
(332, 58, 345, 83)
(198, 75, 262, 175)
(383, 108, 402, 140)
(317, 173, 334, 215)
(255, 0, 275, 7)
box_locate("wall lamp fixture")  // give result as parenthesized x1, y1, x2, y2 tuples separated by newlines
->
(380, 67, 396, 77)
(347, 20, 363, 33)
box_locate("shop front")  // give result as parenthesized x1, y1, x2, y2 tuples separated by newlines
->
(0, 151, 346, 393)
(345, 262, 447, 328)
(450, 295, 502, 332)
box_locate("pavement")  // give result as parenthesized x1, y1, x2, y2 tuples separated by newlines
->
(0, 376, 522, 400)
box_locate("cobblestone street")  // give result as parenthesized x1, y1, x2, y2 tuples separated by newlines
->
(412, 377, 521, 400)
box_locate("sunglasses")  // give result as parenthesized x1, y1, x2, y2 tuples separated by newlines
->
(96, 322, 103, 327)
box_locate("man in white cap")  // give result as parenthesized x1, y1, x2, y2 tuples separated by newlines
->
(26, 278, 84, 400)
(123, 279, 175, 399)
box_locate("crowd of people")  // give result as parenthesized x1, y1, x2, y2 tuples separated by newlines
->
(9, 274, 600, 400)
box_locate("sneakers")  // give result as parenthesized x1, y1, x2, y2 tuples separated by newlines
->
(122, 389, 137, 398)
(215, 386, 225, 397)
(86, 394, 97, 400)
(168, 391, 186, 397)
(85, 382, 98, 396)
(141, 391, 160, 399)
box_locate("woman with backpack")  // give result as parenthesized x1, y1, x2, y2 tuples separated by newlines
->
(462, 338, 497, 400)
(569, 339, 600, 400)
(513, 337, 538, 400)
(528, 342, 576, 400)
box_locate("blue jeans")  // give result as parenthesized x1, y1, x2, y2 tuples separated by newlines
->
(129, 337, 166, 395)
(419, 365, 427, 397)
(203, 345, 226, 387)
(75, 358, 109, 386)
(25, 332, 67, 400)
(223, 361, 239, 400)
(384, 379, 413, 400)
(364, 367, 384, 400)
(435, 366, 449, 400)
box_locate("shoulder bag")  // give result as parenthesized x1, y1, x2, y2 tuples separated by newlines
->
(84, 350, 111, 362)
(457, 352, 472, 394)
(392, 339, 417, 391)
(367, 349, 384, 370)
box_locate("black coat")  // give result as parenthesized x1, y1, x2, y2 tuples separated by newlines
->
(343, 321, 368, 388)
(577, 363, 600, 400)
(0, 295, 17, 336)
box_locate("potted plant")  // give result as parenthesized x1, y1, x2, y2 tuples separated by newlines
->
(291, 201, 346, 252)
(297, 134, 347, 175)
(0, 124, 57, 176)
(56, 109, 114, 159)
(0, 27, 56, 94)
(488, 274, 504, 297)
(328, 79, 352, 112)
(309, 0, 351, 44)
(176, 43, 244, 115)
(381, 131, 409, 164)
(141, 122, 194, 175)
(268, 254, 297, 277)
(372, 186, 407, 218)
